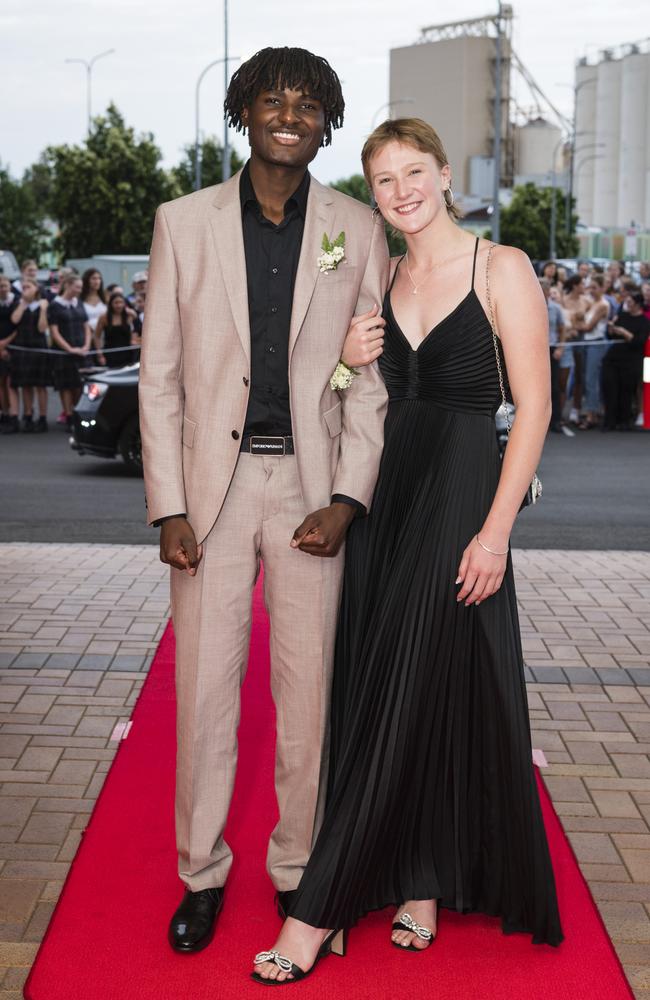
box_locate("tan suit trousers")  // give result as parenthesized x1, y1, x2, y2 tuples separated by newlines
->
(170, 453, 344, 892)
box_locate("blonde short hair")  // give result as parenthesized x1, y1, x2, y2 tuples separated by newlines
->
(361, 117, 461, 220)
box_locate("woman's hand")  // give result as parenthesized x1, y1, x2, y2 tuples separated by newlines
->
(341, 305, 386, 368)
(455, 534, 508, 607)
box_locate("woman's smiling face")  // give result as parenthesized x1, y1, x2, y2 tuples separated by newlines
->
(370, 141, 450, 235)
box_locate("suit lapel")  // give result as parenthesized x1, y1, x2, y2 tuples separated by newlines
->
(288, 176, 335, 362)
(208, 170, 250, 363)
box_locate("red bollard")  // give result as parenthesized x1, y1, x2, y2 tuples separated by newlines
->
(644, 336, 650, 430)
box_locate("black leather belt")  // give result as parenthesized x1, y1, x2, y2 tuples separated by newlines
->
(240, 435, 294, 456)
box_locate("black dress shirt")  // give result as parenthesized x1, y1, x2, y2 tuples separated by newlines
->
(606, 312, 650, 362)
(240, 160, 307, 438)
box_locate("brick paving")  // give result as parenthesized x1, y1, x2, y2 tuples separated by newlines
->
(1, 543, 649, 999)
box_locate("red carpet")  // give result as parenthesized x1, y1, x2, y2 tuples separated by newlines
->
(26, 583, 634, 1000)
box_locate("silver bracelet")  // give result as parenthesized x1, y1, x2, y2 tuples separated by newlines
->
(475, 533, 509, 556)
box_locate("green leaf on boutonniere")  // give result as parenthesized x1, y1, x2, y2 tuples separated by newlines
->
(321, 231, 345, 253)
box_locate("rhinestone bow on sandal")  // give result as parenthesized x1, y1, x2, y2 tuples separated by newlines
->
(251, 928, 347, 986)
(391, 911, 435, 952)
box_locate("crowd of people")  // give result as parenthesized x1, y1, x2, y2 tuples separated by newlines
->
(0, 259, 146, 433)
(1, 251, 649, 437)
(538, 258, 650, 434)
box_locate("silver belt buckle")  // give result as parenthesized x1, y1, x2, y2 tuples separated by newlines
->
(250, 436, 285, 456)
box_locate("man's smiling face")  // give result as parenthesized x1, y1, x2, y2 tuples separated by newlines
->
(243, 87, 326, 169)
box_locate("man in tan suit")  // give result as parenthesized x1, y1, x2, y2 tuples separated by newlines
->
(139, 46, 388, 952)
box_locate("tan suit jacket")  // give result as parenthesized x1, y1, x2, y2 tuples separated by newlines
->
(139, 168, 389, 545)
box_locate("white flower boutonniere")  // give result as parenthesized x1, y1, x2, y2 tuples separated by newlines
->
(318, 231, 346, 273)
(330, 360, 359, 391)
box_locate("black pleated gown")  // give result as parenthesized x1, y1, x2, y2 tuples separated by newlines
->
(289, 240, 563, 947)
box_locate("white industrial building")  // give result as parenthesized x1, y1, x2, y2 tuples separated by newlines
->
(389, 15, 649, 233)
(388, 9, 570, 211)
(575, 44, 650, 229)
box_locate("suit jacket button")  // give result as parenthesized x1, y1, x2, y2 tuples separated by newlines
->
(243, 377, 249, 386)
(231, 430, 240, 440)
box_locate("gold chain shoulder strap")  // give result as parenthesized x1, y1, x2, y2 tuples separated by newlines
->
(485, 242, 511, 435)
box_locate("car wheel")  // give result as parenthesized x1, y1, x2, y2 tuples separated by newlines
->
(118, 415, 142, 472)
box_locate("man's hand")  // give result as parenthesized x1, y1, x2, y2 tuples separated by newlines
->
(291, 503, 355, 558)
(160, 516, 203, 575)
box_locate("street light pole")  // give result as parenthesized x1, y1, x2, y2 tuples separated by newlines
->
(371, 99, 415, 130)
(195, 53, 239, 191)
(491, 1, 503, 243)
(549, 135, 567, 259)
(567, 76, 597, 233)
(65, 49, 115, 136)
(574, 153, 604, 179)
(223, 0, 231, 181)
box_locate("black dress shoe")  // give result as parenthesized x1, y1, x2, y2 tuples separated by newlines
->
(275, 889, 298, 920)
(168, 886, 224, 953)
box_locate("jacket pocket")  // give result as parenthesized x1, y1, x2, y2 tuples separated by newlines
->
(323, 401, 342, 438)
(182, 416, 197, 448)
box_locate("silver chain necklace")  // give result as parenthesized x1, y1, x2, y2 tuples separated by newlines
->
(405, 251, 458, 295)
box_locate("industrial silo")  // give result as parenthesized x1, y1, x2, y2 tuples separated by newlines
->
(617, 50, 649, 228)
(574, 60, 598, 226)
(515, 117, 563, 180)
(593, 53, 622, 228)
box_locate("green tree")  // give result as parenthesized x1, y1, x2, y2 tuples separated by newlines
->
(22, 153, 56, 217)
(172, 136, 244, 196)
(0, 163, 49, 261)
(498, 183, 579, 260)
(331, 173, 406, 257)
(45, 103, 177, 258)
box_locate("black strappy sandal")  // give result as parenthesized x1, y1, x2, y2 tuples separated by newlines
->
(251, 928, 348, 986)
(391, 911, 436, 952)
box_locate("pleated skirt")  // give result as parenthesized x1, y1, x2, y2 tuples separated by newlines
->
(290, 399, 563, 946)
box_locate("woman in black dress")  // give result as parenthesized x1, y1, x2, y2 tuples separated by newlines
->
(0, 275, 18, 429)
(47, 274, 91, 427)
(6, 277, 51, 432)
(252, 119, 562, 985)
(94, 291, 137, 368)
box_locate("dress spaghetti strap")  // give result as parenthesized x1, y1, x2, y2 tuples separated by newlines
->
(470, 236, 479, 291)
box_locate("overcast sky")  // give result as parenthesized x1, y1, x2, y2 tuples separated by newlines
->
(2, 0, 647, 185)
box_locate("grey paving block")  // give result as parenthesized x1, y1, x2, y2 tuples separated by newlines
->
(0, 652, 17, 667)
(596, 668, 635, 686)
(563, 667, 600, 684)
(627, 668, 650, 686)
(12, 653, 50, 669)
(524, 665, 535, 683)
(77, 654, 113, 671)
(109, 655, 145, 672)
(532, 666, 568, 684)
(45, 654, 81, 670)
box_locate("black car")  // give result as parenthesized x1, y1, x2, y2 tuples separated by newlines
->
(71, 364, 142, 472)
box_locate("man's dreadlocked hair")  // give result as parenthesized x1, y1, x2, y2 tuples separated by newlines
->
(224, 47, 345, 148)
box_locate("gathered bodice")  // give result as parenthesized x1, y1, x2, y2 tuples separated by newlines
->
(379, 245, 504, 417)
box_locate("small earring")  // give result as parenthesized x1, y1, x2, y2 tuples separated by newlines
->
(443, 187, 455, 208)
(372, 205, 382, 220)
